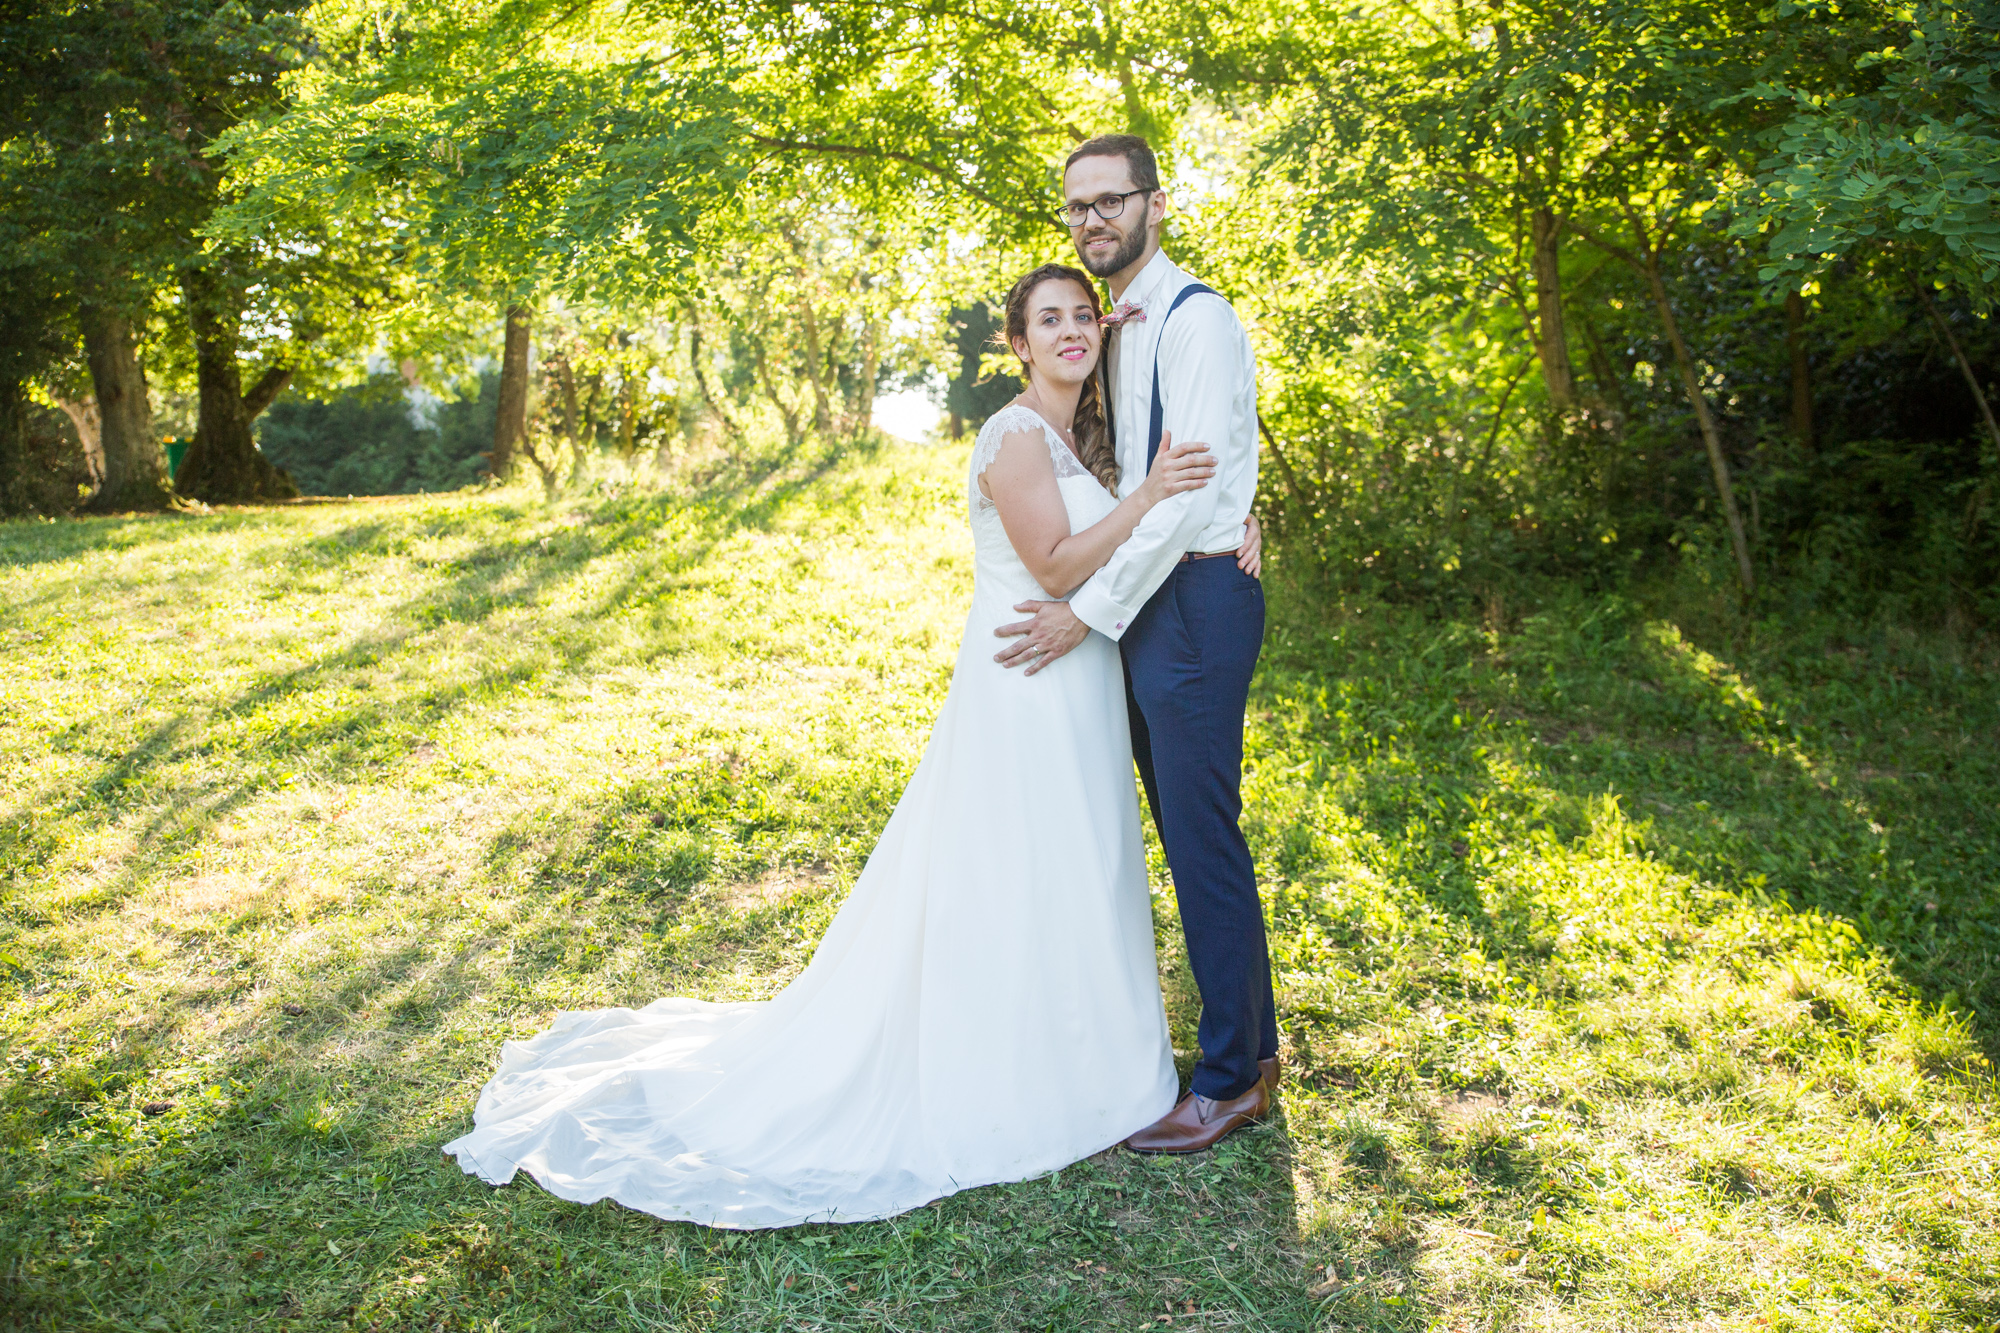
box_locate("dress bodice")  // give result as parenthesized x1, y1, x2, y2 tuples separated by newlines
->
(967, 404, 1119, 606)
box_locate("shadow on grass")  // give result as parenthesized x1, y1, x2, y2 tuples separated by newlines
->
(0, 456, 873, 921)
(1254, 582, 2000, 1053)
(2, 447, 1344, 1328)
(0, 453, 1361, 1329)
(0, 508, 255, 568)
(0, 827, 1326, 1331)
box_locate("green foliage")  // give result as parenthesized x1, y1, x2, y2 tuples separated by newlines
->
(689, 204, 938, 450)
(10, 0, 1991, 602)
(0, 0, 309, 304)
(1731, 0, 2000, 303)
(1159, 0, 1999, 615)
(256, 371, 498, 497)
(944, 304, 1020, 432)
(1, 445, 1996, 1330)
(0, 401, 91, 518)
(220, 8, 746, 306)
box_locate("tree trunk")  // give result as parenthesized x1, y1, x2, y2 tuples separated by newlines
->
(3, 382, 95, 516)
(1256, 414, 1310, 511)
(1576, 305, 1630, 421)
(580, 372, 603, 444)
(1530, 207, 1574, 410)
(492, 303, 532, 479)
(173, 268, 298, 504)
(779, 225, 835, 439)
(551, 353, 590, 488)
(79, 304, 171, 510)
(687, 319, 745, 448)
(797, 299, 834, 437)
(521, 433, 562, 500)
(615, 376, 638, 461)
(849, 315, 881, 435)
(652, 426, 680, 479)
(1917, 285, 2000, 453)
(244, 365, 293, 420)
(53, 395, 104, 485)
(0, 376, 26, 517)
(1785, 290, 1814, 449)
(1642, 259, 1755, 594)
(753, 342, 805, 450)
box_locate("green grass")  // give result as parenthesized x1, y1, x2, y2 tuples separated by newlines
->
(1, 440, 1996, 1332)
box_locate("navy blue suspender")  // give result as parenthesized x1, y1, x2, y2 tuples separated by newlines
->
(1145, 283, 1219, 472)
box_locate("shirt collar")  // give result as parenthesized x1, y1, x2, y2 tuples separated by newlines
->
(1119, 249, 1179, 312)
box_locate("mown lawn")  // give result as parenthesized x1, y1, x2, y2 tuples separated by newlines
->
(1, 439, 1996, 1332)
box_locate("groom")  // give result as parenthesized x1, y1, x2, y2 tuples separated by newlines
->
(995, 134, 1276, 1153)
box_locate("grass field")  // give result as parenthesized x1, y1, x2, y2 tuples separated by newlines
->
(2, 439, 1997, 1332)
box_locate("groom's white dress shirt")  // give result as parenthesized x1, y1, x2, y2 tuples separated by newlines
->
(1068, 249, 1259, 642)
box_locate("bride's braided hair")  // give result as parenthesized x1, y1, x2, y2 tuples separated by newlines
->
(999, 264, 1119, 494)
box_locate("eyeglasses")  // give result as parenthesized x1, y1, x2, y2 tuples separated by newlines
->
(1056, 188, 1154, 228)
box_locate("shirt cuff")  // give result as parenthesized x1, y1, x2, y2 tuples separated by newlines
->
(1070, 581, 1140, 642)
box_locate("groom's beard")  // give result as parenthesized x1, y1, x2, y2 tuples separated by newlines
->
(1077, 222, 1147, 279)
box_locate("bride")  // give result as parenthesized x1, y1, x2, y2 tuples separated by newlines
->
(444, 263, 1258, 1228)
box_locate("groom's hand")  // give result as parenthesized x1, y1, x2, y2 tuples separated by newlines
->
(994, 600, 1088, 676)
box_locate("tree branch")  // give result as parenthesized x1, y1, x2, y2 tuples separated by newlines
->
(1257, 414, 1309, 510)
(1566, 219, 1643, 271)
(1918, 284, 2000, 452)
(1383, 0, 1455, 42)
(746, 134, 1050, 224)
(1475, 357, 1534, 476)
(686, 315, 746, 447)
(243, 365, 293, 420)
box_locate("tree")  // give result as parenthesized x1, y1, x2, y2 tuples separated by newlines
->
(1247, 0, 1859, 593)
(256, 365, 496, 496)
(1730, 0, 2000, 450)
(0, 265, 64, 516)
(944, 304, 1017, 438)
(0, 1, 189, 509)
(152, 2, 318, 502)
(171, 256, 298, 500)
(1571, 203, 1760, 592)
(492, 305, 532, 479)
(222, 3, 751, 486)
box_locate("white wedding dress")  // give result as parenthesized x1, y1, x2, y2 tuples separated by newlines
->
(444, 405, 1178, 1228)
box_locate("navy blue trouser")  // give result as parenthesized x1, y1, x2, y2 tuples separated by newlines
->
(1121, 554, 1276, 1102)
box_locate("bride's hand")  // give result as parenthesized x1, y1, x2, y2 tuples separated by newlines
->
(1138, 431, 1215, 507)
(1236, 513, 1263, 578)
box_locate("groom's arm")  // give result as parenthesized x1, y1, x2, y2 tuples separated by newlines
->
(1069, 297, 1244, 641)
(994, 298, 1249, 674)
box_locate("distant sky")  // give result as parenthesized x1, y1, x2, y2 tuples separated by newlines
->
(873, 389, 942, 443)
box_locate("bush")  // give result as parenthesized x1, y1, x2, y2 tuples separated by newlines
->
(258, 371, 498, 497)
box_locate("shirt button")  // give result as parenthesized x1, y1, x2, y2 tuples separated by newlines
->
(1115, 621, 1124, 629)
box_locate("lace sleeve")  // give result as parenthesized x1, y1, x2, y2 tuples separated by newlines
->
(969, 405, 1049, 510)
(968, 404, 1091, 510)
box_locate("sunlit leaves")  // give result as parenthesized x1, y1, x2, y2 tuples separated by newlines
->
(219, 9, 748, 307)
(1726, 0, 2000, 304)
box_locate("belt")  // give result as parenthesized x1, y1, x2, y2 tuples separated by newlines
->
(1179, 549, 1236, 563)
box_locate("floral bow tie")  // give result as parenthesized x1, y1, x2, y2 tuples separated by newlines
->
(1097, 301, 1147, 329)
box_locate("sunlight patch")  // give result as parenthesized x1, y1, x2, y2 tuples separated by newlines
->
(712, 866, 830, 916)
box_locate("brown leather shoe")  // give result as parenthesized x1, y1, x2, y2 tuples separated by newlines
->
(1125, 1079, 1269, 1155)
(1259, 1056, 1281, 1096)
